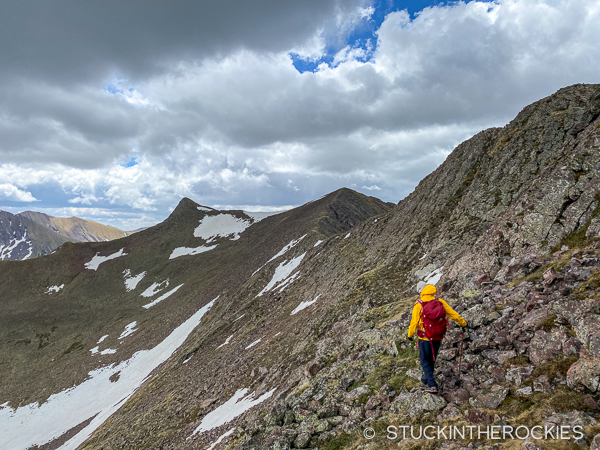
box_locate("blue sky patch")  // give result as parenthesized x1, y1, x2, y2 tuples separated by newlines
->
(122, 157, 138, 168)
(291, 0, 449, 73)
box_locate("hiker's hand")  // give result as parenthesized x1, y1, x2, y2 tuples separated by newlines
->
(407, 336, 414, 341)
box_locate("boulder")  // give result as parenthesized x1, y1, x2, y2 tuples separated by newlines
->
(469, 385, 509, 409)
(567, 355, 600, 392)
(521, 306, 552, 329)
(439, 348, 459, 360)
(563, 337, 582, 356)
(591, 434, 600, 450)
(528, 329, 568, 364)
(506, 366, 535, 386)
(443, 388, 470, 404)
(467, 409, 493, 425)
(462, 304, 494, 328)
(390, 391, 446, 418)
(516, 386, 533, 395)
(436, 403, 462, 422)
(339, 378, 354, 391)
(543, 267, 558, 284)
(364, 394, 389, 410)
(482, 350, 516, 365)
(533, 375, 552, 392)
(345, 385, 370, 400)
(584, 394, 600, 411)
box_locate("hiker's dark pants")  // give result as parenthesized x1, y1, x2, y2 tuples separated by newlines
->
(419, 339, 442, 388)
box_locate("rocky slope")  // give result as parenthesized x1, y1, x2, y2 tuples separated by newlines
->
(1, 83, 600, 450)
(0, 210, 132, 260)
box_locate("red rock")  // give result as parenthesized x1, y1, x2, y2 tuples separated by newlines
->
(584, 394, 600, 411)
(467, 409, 493, 425)
(543, 267, 557, 284)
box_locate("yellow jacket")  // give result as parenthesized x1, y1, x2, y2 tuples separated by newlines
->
(408, 284, 467, 340)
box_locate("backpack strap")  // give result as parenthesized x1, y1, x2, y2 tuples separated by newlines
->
(416, 299, 426, 339)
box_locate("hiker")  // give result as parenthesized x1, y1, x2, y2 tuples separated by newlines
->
(407, 284, 467, 394)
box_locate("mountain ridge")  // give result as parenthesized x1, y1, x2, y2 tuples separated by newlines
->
(0, 209, 133, 261)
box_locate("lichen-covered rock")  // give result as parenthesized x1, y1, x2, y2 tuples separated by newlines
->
(469, 385, 509, 409)
(567, 355, 600, 392)
(436, 403, 462, 422)
(482, 350, 516, 365)
(408, 392, 447, 418)
(528, 329, 568, 363)
(467, 409, 493, 425)
(462, 304, 494, 328)
(533, 375, 552, 392)
(506, 366, 535, 386)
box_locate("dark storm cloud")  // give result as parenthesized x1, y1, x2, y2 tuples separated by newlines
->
(0, 0, 364, 84)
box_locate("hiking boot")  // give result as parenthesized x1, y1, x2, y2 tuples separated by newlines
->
(426, 386, 439, 394)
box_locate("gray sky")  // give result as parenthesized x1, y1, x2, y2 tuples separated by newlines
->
(1, 0, 599, 230)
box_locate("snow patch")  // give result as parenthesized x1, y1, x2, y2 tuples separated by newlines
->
(123, 270, 146, 292)
(234, 314, 245, 321)
(344, 232, 351, 239)
(119, 322, 138, 340)
(206, 428, 235, 450)
(291, 294, 321, 315)
(245, 338, 261, 350)
(45, 284, 64, 295)
(313, 240, 323, 247)
(97, 335, 108, 344)
(89, 347, 117, 355)
(142, 284, 184, 309)
(193, 214, 252, 243)
(169, 244, 217, 259)
(256, 253, 305, 297)
(197, 206, 212, 212)
(217, 334, 233, 349)
(84, 248, 127, 271)
(419, 253, 428, 261)
(423, 267, 444, 286)
(189, 388, 276, 437)
(140, 280, 169, 297)
(243, 211, 279, 221)
(0, 298, 217, 450)
(251, 234, 307, 277)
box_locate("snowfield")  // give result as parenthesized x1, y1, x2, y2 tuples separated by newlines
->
(169, 244, 217, 259)
(424, 267, 444, 286)
(291, 294, 321, 315)
(142, 284, 184, 309)
(189, 387, 276, 437)
(123, 269, 146, 292)
(0, 298, 217, 450)
(245, 338, 261, 350)
(256, 253, 305, 297)
(119, 322, 138, 340)
(193, 214, 252, 242)
(45, 284, 64, 295)
(84, 248, 127, 271)
(140, 279, 169, 297)
(217, 334, 234, 349)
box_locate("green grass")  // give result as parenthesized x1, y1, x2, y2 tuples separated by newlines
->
(321, 432, 355, 450)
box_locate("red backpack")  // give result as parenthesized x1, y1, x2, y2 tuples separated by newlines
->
(417, 298, 449, 341)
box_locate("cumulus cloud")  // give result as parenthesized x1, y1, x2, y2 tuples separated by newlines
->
(0, 183, 38, 202)
(0, 0, 599, 229)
